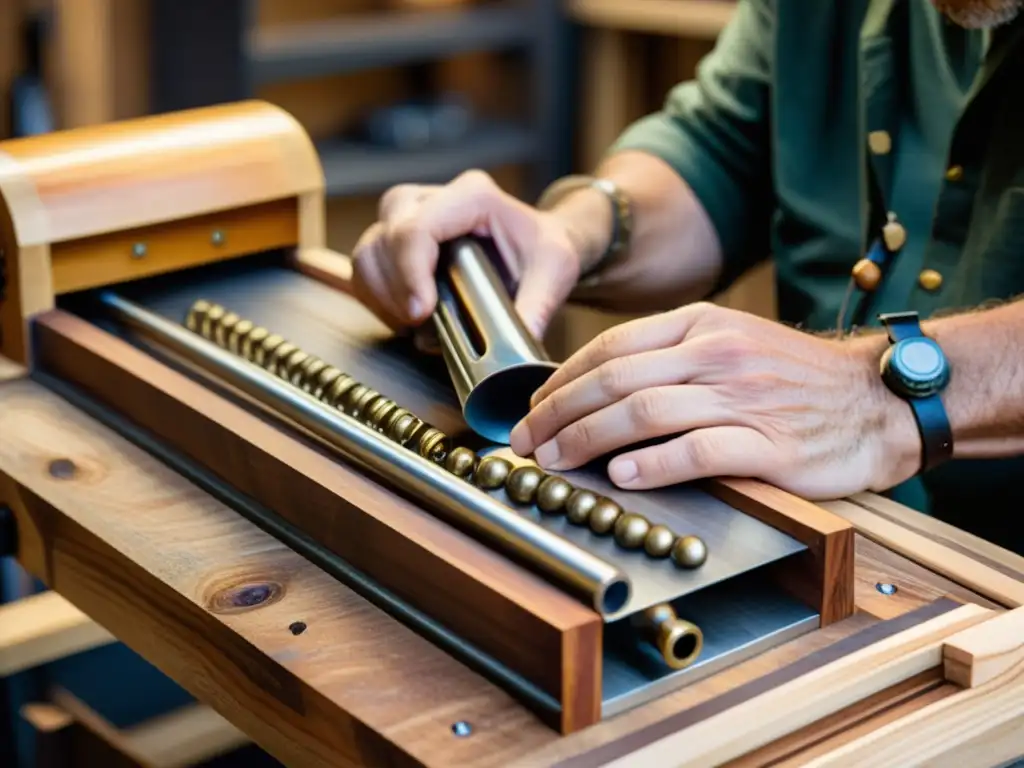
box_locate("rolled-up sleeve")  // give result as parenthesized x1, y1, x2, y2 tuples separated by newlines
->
(611, 0, 775, 290)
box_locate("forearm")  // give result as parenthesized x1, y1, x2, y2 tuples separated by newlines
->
(548, 151, 725, 313)
(925, 300, 1024, 458)
(862, 298, 1024, 481)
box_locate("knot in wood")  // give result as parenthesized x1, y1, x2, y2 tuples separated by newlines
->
(206, 581, 284, 614)
(47, 458, 78, 479)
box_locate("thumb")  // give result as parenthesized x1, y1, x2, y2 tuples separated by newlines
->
(513, 246, 578, 339)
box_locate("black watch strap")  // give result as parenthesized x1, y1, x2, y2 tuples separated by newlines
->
(878, 312, 953, 473)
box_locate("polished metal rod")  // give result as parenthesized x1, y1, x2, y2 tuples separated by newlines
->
(98, 291, 631, 616)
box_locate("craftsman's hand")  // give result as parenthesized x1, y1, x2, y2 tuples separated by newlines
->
(348, 170, 585, 339)
(509, 303, 922, 499)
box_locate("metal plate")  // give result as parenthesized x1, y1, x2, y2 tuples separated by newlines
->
(97, 259, 805, 617)
(602, 571, 820, 717)
(482, 447, 805, 620)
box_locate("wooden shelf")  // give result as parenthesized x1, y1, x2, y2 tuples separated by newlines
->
(567, 0, 736, 38)
(320, 121, 536, 196)
(249, 4, 535, 85)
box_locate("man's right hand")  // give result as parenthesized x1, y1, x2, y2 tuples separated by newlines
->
(348, 169, 596, 340)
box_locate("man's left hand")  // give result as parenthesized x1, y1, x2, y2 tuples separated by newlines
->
(509, 302, 920, 499)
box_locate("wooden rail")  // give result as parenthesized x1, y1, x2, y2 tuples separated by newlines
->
(0, 591, 114, 676)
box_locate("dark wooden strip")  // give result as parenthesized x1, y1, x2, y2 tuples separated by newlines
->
(552, 598, 960, 768)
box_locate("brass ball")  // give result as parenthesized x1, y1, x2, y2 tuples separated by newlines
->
(243, 326, 269, 360)
(589, 498, 623, 535)
(536, 476, 573, 514)
(268, 341, 297, 375)
(444, 446, 477, 478)
(418, 429, 449, 463)
(644, 525, 676, 558)
(228, 319, 254, 353)
(851, 258, 881, 292)
(215, 311, 240, 347)
(507, 465, 546, 505)
(186, 300, 211, 331)
(565, 490, 598, 525)
(475, 456, 512, 490)
(202, 304, 225, 338)
(387, 411, 418, 443)
(671, 535, 708, 569)
(282, 350, 309, 384)
(614, 513, 651, 549)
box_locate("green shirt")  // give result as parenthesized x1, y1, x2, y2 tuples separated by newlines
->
(614, 0, 1024, 551)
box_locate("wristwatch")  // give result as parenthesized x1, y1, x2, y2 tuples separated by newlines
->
(878, 311, 954, 473)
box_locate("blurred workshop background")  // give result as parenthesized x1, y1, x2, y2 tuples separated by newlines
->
(0, 1, 771, 766)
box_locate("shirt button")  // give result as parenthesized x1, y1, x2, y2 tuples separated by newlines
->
(883, 217, 907, 251)
(852, 259, 882, 291)
(869, 131, 892, 155)
(918, 269, 943, 291)
(945, 165, 964, 182)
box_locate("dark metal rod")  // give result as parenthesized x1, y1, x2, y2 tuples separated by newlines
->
(97, 291, 631, 616)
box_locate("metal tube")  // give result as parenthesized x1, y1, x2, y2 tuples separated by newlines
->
(432, 237, 559, 444)
(632, 603, 704, 670)
(97, 291, 631, 616)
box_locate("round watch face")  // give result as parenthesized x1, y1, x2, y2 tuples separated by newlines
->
(890, 338, 950, 397)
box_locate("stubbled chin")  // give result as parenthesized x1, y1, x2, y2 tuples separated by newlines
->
(932, 0, 1023, 27)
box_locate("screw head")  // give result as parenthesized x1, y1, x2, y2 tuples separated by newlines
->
(876, 582, 898, 595)
(451, 721, 472, 737)
(131, 242, 147, 258)
(211, 230, 225, 246)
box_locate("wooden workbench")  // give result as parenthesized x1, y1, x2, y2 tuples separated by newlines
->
(2, 374, 1023, 767)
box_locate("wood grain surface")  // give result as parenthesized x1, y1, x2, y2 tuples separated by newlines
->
(50, 198, 300, 296)
(802, 608, 1024, 767)
(0, 376, 1009, 768)
(0, 100, 322, 248)
(593, 603, 992, 768)
(824, 498, 1024, 609)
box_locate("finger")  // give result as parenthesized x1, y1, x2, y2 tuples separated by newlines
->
(384, 172, 519, 323)
(607, 426, 775, 489)
(379, 222, 439, 323)
(513, 251, 577, 340)
(351, 247, 408, 332)
(511, 346, 699, 455)
(378, 183, 434, 222)
(531, 385, 732, 471)
(530, 308, 700, 407)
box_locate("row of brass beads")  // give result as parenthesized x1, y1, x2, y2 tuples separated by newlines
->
(185, 300, 449, 462)
(445, 447, 708, 569)
(183, 299, 707, 568)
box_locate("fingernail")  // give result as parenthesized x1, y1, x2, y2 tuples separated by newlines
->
(534, 440, 561, 468)
(609, 459, 638, 486)
(408, 296, 423, 320)
(509, 422, 533, 455)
